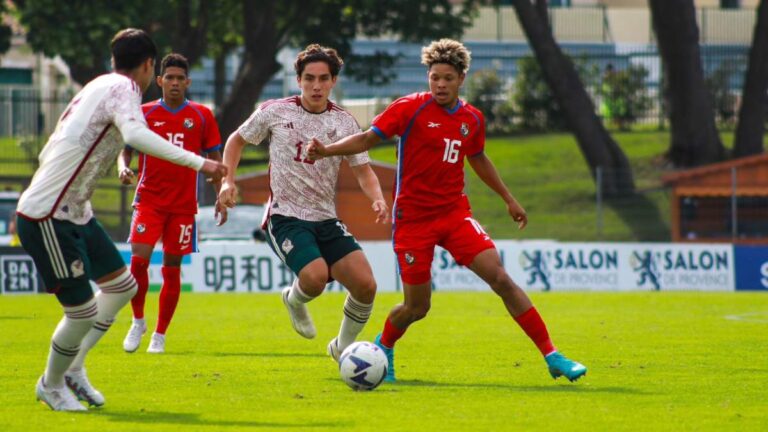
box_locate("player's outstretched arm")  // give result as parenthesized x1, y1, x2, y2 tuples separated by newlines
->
(118, 120, 227, 181)
(205, 150, 228, 225)
(117, 147, 135, 185)
(468, 152, 527, 230)
(350, 163, 390, 224)
(307, 129, 381, 161)
(218, 132, 248, 211)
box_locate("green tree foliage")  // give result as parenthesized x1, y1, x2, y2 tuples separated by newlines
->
(0, 2, 11, 55)
(13, 0, 483, 136)
(513, 55, 599, 131)
(465, 68, 514, 134)
(599, 64, 653, 130)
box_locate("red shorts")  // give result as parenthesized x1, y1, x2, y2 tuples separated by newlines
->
(128, 206, 197, 255)
(393, 206, 495, 285)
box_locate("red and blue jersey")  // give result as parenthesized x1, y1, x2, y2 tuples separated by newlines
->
(371, 92, 485, 221)
(133, 99, 222, 214)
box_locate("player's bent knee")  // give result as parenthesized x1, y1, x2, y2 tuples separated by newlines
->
(410, 303, 431, 321)
(98, 269, 139, 301)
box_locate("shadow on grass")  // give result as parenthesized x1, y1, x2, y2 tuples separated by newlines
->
(209, 352, 326, 359)
(391, 379, 648, 394)
(92, 409, 348, 428)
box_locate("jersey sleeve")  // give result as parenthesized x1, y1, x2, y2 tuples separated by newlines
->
(201, 107, 222, 153)
(370, 96, 416, 139)
(237, 104, 270, 145)
(467, 110, 486, 156)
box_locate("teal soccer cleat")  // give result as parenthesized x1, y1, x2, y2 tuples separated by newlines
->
(545, 352, 587, 382)
(374, 333, 396, 382)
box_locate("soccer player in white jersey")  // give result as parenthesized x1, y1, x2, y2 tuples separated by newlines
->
(218, 44, 388, 362)
(15, 29, 227, 411)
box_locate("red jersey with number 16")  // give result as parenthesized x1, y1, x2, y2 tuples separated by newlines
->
(371, 92, 485, 221)
(133, 99, 222, 214)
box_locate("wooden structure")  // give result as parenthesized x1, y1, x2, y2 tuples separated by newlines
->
(236, 161, 396, 240)
(662, 154, 768, 244)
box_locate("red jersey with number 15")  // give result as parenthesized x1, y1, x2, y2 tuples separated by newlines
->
(133, 99, 222, 214)
(371, 92, 485, 221)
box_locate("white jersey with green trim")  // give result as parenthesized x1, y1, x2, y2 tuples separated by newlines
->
(18, 73, 152, 224)
(237, 96, 370, 221)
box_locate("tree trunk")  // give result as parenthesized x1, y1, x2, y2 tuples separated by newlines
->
(216, 0, 281, 139)
(170, 0, 210, 67)
(734, 0, 768, 158)
(649, 0, 726, 167)
(513, 0, 635, 196)
(68, 62, 107, 87)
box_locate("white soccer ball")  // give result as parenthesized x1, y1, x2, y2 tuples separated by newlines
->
(338, 341, 389, 391)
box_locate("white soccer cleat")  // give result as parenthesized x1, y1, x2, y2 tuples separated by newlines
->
(64, 368, 105, 407)
(147, 332, 165, 354)
(327, 337, 341, 363)
(281, 286, 316, 339)
(36, 375, 86, 411)
(123, 321, 146, 353)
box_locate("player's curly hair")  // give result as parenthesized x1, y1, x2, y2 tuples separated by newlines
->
(294, 44, 344, 77)
(421, 39, 471, 75)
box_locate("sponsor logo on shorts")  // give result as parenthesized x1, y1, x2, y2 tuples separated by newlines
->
(404, 252, 415, 265)
(70, 259, 85, 278)
(184, 118, 194, 129)
(136, 223, 146, 234)
(460, 122, 469, 137)
(282, 239, 294, 254)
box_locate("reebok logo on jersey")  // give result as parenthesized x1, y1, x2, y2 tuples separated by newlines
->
(428, 122, 441, 128)
(153, 121, 165, 127)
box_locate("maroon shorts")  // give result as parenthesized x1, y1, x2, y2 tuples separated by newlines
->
(393, 206, 495, 285)
(128, 206, 197, 255)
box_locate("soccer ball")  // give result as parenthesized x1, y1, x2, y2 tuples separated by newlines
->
(338, 341, 389, 391)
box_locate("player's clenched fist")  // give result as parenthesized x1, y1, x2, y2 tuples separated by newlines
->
(201, 160, 228, 182)
(306, 138, 327, 161)
(118, 167, 135, 185)
(218, 181, 238, 208)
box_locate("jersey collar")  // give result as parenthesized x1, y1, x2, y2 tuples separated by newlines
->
(159, 98, 189, 114)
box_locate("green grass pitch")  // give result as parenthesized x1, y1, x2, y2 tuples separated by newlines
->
(1, 291, 766, 431)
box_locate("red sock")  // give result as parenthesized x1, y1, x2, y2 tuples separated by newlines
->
(156, 266, 181, 335)
(129, 256, 150, 319)
(514, 307, 556, 356)
(380, 318, 407, 348)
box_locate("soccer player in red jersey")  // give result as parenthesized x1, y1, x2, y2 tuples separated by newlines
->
(117, 53, 224, 354)
(308, 39, 587, 382)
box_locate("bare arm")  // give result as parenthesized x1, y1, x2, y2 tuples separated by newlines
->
(467, 152, 528, 230)
(218, 132, 248, 212)
(205, 150, 228, 225)
(350, 163, 389, 224)
(117, 147, 135, 185)
(307, 129, 382, 160)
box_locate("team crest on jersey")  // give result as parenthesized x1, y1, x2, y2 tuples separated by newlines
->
(282, 239, 294, 254)
(136, 223, 146, 234)
(183, 118, 194, 129)
(70, 259, 85, 278)
(460, 122, 470, 137)
(404, 252, 415, 265)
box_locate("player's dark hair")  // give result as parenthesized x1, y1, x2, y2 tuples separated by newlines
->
(294, 44, 344, 77)
(111, 28, 157, 71)
(161, 53, 190, 76)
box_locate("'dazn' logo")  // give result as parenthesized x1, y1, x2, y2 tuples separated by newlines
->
(519, 250, 551, 291)
(630, 251, 661, 290)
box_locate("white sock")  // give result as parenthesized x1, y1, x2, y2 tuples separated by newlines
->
(337, 295, 373, 351)
(44, 298, 98, 388)
(287, 278, 314, 306)
(69, 270, 137, 371)
(132, 317, 146, 328)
